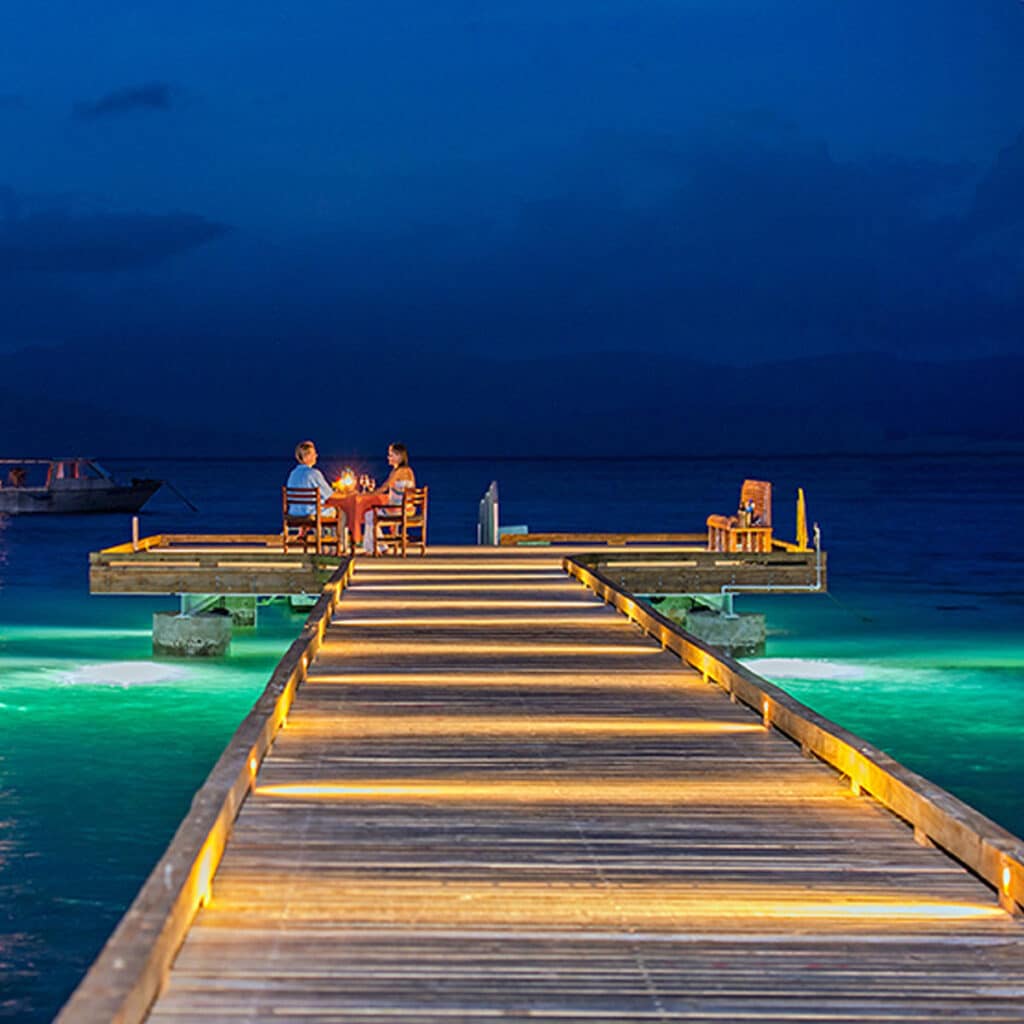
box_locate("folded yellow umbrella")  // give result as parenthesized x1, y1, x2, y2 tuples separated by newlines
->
(796, 487, 808, 551)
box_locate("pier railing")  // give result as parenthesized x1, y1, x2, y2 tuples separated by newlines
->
(565, 556, 1024, 917)
(90, 533, 344, 595)
(56, 559, 354, 1024)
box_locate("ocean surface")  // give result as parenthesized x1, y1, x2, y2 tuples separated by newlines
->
(1, 453, 1022, 1021)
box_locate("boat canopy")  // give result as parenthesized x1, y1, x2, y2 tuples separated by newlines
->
(0, 458, 113, 485)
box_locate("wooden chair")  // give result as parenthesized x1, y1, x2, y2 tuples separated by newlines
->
(282, 487, 341, 555)
(739, 479, 772, 530)
(707, 479, 773, 553)
(370, 486, 429, 556)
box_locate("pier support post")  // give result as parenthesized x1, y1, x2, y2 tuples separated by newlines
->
(153, 611, 232, 657)
(180, 595, 258, 627)
(650, 595, 765, 656)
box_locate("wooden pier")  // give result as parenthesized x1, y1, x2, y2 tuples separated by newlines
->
(88, 533, 825, 597)
(61, 546, 1023, 1023)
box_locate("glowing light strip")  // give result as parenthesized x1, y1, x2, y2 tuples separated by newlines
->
(355, 562, 562, 572)
(316, 640, 664, 655)
(306, 671, 685, 688)
(283, 715, 763, 737)
(607, 560, 700, 568)
(334, 616, 622, 627)
(213, 561, 307, 568)
(109, 560, 201, 568)
(257, 776, 839, 803)
(341, 599, 601, 609)
(350, 585, 585, 593)
(209, 877, 1005, 923)
(354, 574, 569, 583)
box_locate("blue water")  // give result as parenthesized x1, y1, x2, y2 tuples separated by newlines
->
(1, 453, 1022, 1021)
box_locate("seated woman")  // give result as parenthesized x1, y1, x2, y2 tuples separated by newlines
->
(363, 442, 415, 553)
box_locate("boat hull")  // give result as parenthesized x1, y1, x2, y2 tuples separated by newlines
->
(0, 478, 163, 515)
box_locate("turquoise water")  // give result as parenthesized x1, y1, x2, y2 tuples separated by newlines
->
(1, 454, 1022, 1020)
(0, 603, 301, 1019)
(0, 505, 303, 1020)
(740, 593, 1024, 839)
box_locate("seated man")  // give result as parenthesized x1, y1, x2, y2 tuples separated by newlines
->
(287, 440, 345, 533)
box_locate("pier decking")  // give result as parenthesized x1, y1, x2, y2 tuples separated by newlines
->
(62, 546, 1024, 1023)
(88, 534, 825, 597)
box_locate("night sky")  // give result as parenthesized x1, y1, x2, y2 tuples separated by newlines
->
(1, 1, 1023, 455)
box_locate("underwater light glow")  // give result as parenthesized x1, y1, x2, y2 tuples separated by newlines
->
(745, 658, 869, 682)
(56, 661, 192, 687)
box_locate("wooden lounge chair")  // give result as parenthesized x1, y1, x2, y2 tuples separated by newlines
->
(707, 479, 773, 553)
(370, 486, 429, 556)
(282, 486, 342, 555)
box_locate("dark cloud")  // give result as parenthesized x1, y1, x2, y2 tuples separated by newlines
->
(73, 82, 173, 119)
(0, 197, 230, 273)
(223, 119, 1015, 364)
(3, 117, 1024, 365)
(970, 129, 1024, 232)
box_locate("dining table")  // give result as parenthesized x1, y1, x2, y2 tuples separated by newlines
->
(327, 490, 392, 546)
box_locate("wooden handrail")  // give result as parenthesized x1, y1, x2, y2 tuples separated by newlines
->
(55, 559, 355, 1024)
(564, 556, 1024, 916)
(771, 538, 806, 552)
(97, 534, 284, 555)
(98, 534, 167, 555)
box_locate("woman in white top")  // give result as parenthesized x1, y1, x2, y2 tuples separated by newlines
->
(363, 442, 416, 553)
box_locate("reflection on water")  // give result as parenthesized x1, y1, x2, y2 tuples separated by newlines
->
(0, 513, 8, 593)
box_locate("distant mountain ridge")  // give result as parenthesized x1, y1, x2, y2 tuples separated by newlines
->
(0, 344, 1020, 457)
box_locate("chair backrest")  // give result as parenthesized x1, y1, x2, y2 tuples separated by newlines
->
(282, 486, 322, 521)
(403, 486, 428, 523)
(739, 479, 772, 526)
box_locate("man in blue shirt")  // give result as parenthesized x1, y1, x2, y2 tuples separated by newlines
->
(286, 441, 343, 532)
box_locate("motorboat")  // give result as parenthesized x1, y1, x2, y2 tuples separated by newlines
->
(0, 458, 163, 515)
